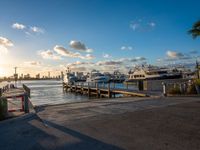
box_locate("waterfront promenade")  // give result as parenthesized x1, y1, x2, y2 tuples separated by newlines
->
(0, 96, 200, 150)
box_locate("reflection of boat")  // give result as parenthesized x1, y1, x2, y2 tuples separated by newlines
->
(86, 70, 110, 83)
(63, 68, 77, 84)
(126, 65, 182, 82)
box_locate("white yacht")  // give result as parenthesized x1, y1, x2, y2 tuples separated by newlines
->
(63, 68, 77, 84)
(86, 70, 110, 83)
(126, 65, 182, 82)
(110, 70, 127, 83)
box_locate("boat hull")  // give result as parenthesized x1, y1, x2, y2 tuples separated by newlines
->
(125, 74, 182, 82)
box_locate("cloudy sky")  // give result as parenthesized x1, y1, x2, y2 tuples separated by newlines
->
(0, 0, 200, 77)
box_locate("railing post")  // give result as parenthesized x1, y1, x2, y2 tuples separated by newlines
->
(24, 94, 29, 113)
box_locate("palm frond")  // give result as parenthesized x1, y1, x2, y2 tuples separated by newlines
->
(193, 20, 200, 29)
(188, 20, 200, 39)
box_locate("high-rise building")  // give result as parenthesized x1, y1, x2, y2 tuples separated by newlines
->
(36, 73, 40, 79)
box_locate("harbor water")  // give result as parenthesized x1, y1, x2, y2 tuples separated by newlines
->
(1, 80, 137, 106)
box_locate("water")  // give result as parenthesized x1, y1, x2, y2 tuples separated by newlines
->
(17, 80, 90, 106)
(1, 80, 138, 106)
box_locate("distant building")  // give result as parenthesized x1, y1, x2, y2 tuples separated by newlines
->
(24, 74, 30, 79)
(61, 71, 64, 80)
(36, 73, 40, 79)
(48, 72, 50, 78)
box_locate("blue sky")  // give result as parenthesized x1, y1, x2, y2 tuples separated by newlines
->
(0, 0, 200, 76)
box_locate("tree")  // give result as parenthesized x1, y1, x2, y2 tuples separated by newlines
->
(188, 20, 200, 39)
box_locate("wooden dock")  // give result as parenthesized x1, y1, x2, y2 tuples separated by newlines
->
(0, 84, 32, 120)
(63, 82, 162, 98)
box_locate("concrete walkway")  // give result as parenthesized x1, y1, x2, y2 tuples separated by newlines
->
(0, 97, 200, 150)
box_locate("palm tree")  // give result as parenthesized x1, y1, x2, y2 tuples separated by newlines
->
(188, 20, 200, 39)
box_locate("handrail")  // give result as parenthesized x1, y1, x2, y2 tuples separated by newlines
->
(23, 84, 31, 98)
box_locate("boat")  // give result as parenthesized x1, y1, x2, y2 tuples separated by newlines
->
(110, 70, 127, 83)
(86, 70, 110, 83)
(126, 65, 182, 82)
(63, 68, 77, 84)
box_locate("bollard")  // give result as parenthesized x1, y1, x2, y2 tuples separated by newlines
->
(162, 82, 166, 96)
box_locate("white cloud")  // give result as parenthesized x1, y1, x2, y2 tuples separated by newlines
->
(135, 57, 146, 61)
(148, 22, 156, 27)
(119, 57, 147, 63)
(30, 26, 44, 34)
(103, 53, 112, 58)
(11, 22, 45, 35)
(38, 50, 61, 60)
(97, 60, 123, 66)
(54, 45, 72, 56)
(54, 45, 95, 60)
(0, 37, 14, 54)
(69, 40, 93, 52)
(121, 46, 133, 50)
(24, 61, 41, 66)
(84, 54, 95, 60)
(0, 37, 14, 47)
(166, 50, 184, 59)
(130, 19, 156, 31)
(12, 23, 26, 30)
(130, 23, 140, 31)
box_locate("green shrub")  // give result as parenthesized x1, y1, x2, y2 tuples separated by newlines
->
(194, 79, 200, 86)
(168, 87, 181, 95)
(187, 84, 197, 94)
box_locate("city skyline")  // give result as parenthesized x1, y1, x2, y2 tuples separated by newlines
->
(0, 0, 200, 77)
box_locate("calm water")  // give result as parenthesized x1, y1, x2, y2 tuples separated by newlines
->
(1, 80, 137, 106)
(18, 80, 90, 106)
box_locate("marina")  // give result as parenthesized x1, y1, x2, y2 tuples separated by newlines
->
(0, 1, 200, 149)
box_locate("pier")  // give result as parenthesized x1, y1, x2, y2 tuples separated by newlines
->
(0, 84, 32, 120)
(63, 82, 162, 98)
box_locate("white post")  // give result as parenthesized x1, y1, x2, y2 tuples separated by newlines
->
(162, 82, 166, 96)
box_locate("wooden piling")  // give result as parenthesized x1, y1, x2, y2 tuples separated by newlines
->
(108, 83, 111, 98)
(88, 83, 91, 97)
(96, 83, 99, 98)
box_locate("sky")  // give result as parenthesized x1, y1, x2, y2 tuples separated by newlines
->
(0, 0, 200, 77)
